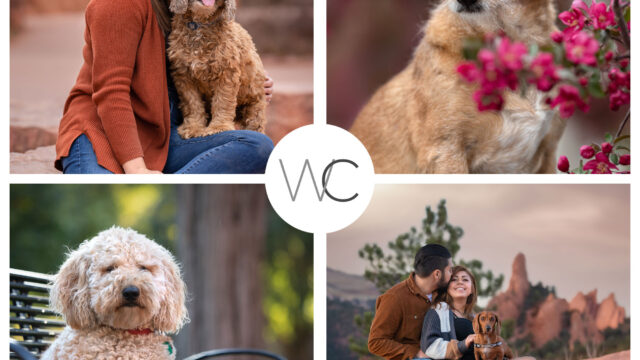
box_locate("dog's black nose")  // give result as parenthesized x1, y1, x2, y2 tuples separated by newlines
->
(485, 325, 492, 332)
(122, 286, 140, 302)
(457, 0, 478, 6)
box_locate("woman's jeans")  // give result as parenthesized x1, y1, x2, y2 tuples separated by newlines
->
(61, 87, 274, 174)
(61, 129, 273, 174)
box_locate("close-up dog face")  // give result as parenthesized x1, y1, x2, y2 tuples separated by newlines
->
(473, 311, 501, 335)
(170, 0, 236, 22)
(49, 227, 188, 333)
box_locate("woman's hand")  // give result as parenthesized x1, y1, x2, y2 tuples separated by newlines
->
(264, 73, 274, 103)
(122, 157, 163, 174)
(464, 334, 476, 348)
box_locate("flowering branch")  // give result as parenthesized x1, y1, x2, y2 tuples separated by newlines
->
(457, 0, 631, 174)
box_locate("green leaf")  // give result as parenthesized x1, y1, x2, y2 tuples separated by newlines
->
(616, 146, 630, 152)
(614, 135, 630, 144)
(462, 37, 484, 60)
(587, 78, 606, 98)
(610, 153, 619, 165)
(591, 143, 602, 152)
(605, 133, 614, 143)
(625, 7, 630, 24)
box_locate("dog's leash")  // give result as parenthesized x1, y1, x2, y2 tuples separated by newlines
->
(474, 341, 503, 348)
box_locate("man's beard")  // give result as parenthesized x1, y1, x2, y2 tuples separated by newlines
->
(437, 275, 449, 291)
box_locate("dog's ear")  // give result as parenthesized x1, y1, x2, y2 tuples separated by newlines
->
(495, 313, 501, 336)
(152, 253, 189, 333)
(223, 0, 236, 21)
(169, 0, 189, 15)
(472, 313, 481, 334)
(50, 247, 96, 329)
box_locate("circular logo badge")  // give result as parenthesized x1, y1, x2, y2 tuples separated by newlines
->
(265, 125, 375, 233)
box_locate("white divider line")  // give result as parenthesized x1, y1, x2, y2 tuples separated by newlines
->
(314, 231, 327, 360)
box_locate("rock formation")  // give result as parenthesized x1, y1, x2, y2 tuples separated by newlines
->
(487, 253, 627, 352)
(487, 253, 529, 321)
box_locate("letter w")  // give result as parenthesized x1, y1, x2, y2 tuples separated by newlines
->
(279, 159, 333, 201)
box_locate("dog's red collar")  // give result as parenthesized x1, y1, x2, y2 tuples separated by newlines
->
(126, 328, 154, 335)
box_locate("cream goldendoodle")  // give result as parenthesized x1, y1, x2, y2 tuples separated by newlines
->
(168, 0, 267, 139)
(42, 227, 188, 360)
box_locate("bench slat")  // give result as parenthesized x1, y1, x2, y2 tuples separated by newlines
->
(10, 317, 65, 328)
(10, 281, 51, 293)
(10, 328, 60, 338)
(10, 294, 50, 305)
(10, 306, 58, 317)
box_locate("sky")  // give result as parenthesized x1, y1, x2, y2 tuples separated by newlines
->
(327, 184, 630, 312)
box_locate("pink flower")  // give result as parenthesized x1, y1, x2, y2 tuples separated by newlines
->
(571, 0, 589, 12)
(605, 51, 614, 62)
(579, 77, 588, 87)
(557, 155, 570, 172)
(564, 31, 599, 66)
(457, 62, 480, 83)
(609, 90, 630, 111)
(619, 154, 630, 166)
(496, 38, 527, 71)
(550, 85, 590, 118)
(583, 152, 618, 174)
(528, 53, 559, 91)
(601, 142, 613, 155)
(551, 31, 564, 43)
(473, 89, 504, 111)
(589, 2, 616, 30)
(559, 9, 586, 34)
(580, 145, 595, 159)
(607, 68, 631, 111)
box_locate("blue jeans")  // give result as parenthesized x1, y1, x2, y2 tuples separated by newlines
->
(61, 129, 273, 174)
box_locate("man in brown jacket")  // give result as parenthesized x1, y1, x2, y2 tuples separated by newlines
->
(368, 244, 453, 360)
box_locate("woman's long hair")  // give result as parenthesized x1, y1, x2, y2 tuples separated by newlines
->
(433, 265, 477, 319)
(150, 0, 172, 35)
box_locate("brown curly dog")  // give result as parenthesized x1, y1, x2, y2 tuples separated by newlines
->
(168, 0, 267, 139)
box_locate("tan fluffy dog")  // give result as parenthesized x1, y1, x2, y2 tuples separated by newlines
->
(350, 0, 566, 174)
(42, 227, 188, 360)
(168, 0, 267, 139)
(472, 311, 513, 360)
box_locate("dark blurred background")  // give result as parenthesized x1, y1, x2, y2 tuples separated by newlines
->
(327, 0, 629, 170)
(10, 184, 313, 359)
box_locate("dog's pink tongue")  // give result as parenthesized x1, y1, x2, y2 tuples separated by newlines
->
(202, 0, 215, 6)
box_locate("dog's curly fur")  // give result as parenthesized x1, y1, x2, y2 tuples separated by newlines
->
(351, 0, 566, 174)
(168, 0, 267, 139)
(42, 227, 188, 360)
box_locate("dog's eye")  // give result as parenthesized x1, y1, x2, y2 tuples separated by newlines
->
(105, 265, 116, 273)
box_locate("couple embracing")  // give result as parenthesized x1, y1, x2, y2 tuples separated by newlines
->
(368, 244, 534, 360)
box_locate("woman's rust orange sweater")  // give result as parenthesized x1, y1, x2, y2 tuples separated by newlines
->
(55, 0, 170, 173)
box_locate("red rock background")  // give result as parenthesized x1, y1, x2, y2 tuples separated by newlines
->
(487, 254, 629, 359)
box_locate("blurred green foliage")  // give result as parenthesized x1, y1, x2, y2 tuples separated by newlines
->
(10, 184, 176, 273)
(10, 184, 313, 358)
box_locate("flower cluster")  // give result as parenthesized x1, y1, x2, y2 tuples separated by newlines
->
(457, 0, 630, 118)
(557, 134, 630, 174)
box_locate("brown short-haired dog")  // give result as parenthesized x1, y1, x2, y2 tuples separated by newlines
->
(350, 0, 565, 174)
(168, 0, 267, 139)
(473, 311, 514, 360)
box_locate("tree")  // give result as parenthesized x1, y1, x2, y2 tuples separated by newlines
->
(175, 185, 268, 358)
(350, 199, 504, 356)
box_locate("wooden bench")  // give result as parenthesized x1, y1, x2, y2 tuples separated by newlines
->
(9, 268, 287, 360)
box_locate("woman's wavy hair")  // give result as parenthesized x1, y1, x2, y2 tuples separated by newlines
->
(433, 265, 477, 319)
(151, 0, 172, 35)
